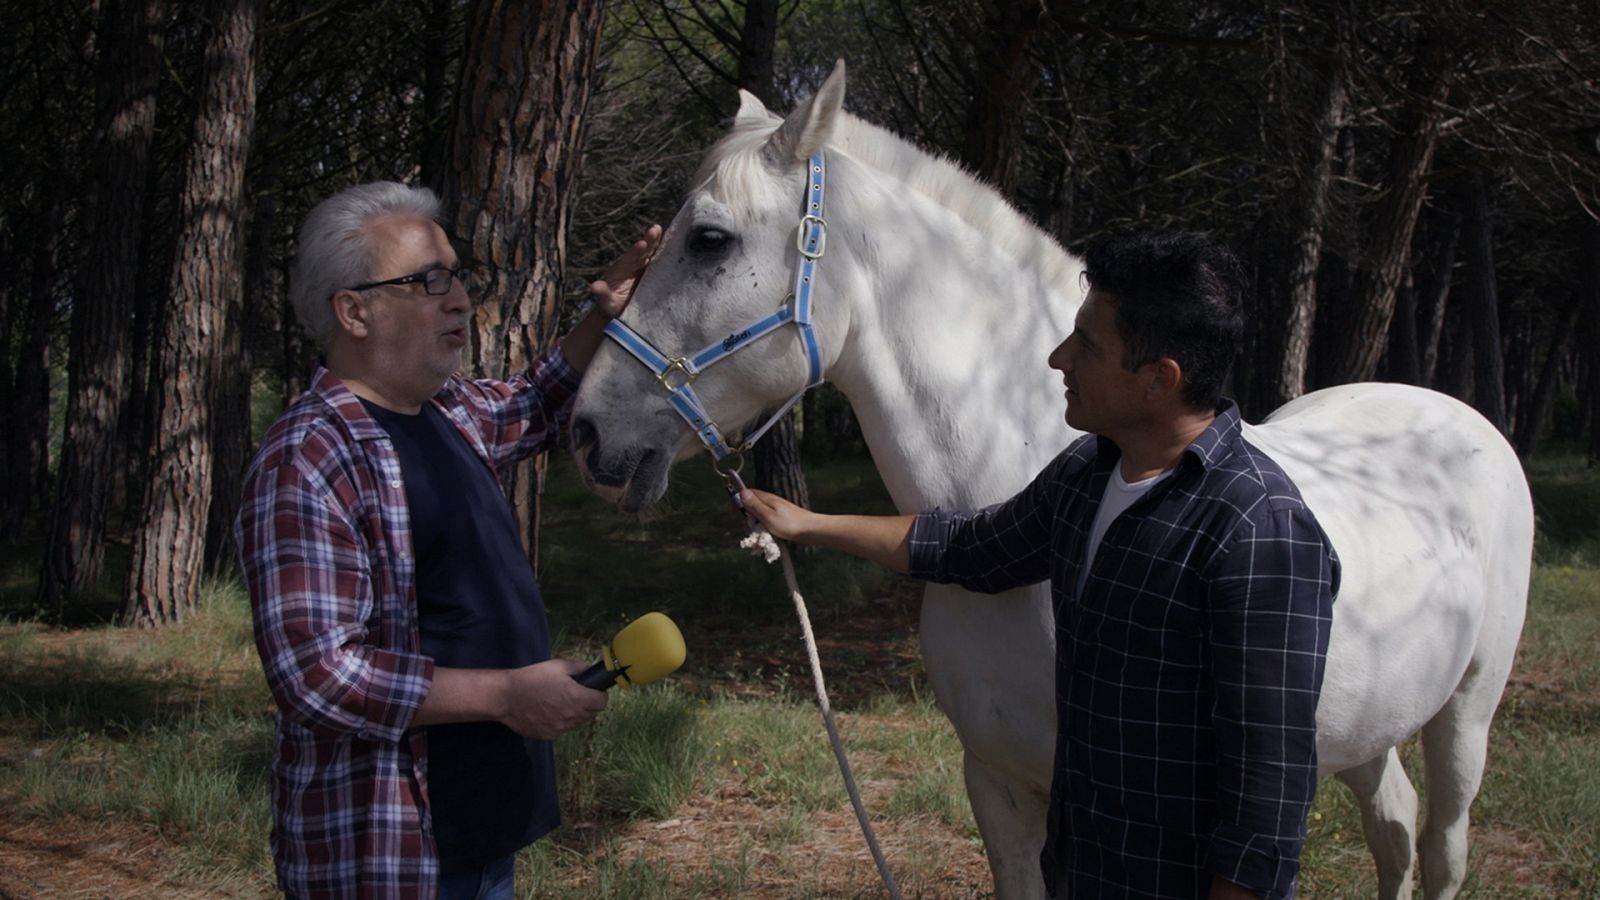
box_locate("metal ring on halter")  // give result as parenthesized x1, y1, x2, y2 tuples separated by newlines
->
(710, 450, 746, 479)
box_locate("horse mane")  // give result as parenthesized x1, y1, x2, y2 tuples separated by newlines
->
(693, 111, 1082, 289)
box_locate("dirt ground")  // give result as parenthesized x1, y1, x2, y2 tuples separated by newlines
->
(0, 812, 227, 900)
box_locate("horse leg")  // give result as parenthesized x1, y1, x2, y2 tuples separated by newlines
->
(964, 752, 1050, 900)
(1416, 656, 1517, 899)
(1417, 553, 1527, 900)
(1414, 709, 1485, 899)
(1335, 747, 1419, 899)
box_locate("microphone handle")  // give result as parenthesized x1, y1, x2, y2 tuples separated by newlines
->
(574, 660, 619, 691)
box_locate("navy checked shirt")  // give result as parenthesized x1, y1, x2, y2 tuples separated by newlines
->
(909, 402, 1338, 899)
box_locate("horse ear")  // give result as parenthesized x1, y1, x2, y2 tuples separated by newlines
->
(765, 59, 846, 165)
(736, 89, 772, 122)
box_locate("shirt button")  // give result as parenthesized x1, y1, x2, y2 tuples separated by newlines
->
(390, 480, 401, 488)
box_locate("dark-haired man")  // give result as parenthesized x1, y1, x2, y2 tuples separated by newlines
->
(740, 230, 1339, 899)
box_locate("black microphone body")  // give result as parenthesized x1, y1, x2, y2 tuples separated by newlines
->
(574, 660, 627, 691)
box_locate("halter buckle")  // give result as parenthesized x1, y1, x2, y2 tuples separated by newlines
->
(796, 215, 827, 259)
(655, 358, 697, 392)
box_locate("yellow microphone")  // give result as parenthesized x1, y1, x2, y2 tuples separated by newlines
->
(573, 612, 686, 690)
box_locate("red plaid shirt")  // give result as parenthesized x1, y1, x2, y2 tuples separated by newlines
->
(235, 347, 580, 899)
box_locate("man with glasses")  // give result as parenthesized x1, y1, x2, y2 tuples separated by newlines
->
(236, 181, 660, 899)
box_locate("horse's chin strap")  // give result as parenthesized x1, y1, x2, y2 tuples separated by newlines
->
(602, 151, 828, 467)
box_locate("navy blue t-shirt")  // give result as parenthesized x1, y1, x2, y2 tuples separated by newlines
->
(361, 399, 559, 869)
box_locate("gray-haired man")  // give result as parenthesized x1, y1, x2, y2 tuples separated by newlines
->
(236, 181, 659, 899)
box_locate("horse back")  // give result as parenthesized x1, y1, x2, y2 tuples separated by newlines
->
(1242, 383, 1533, 771)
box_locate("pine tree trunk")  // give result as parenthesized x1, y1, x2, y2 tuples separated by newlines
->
(418, 0, 455, 190)
(1514, 288, 1579, 458)
(0, 247, 11, 539)
(1577, 217, 1600, 464)
(442, 0, 607, 569)
(118, 174, 170, 529)
(961, 0, 1046, 195)
(38, 0, 167, 608)
(1327, 40, 1453, 384)
(1262, 59, 1347, 408)
(4, 196, 63, 545)
(753, 410, 811, 509)
(1417, 215, 1460, 387)
(1387, 270, 1420, 384)
(1459, 170, 1507, 433)
(124, 0, 259, 627)
(205, 137, 279, 572)
(736, 0, 778, 105)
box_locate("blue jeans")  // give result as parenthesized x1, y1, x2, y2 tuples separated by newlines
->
(438, 853, 516, 900)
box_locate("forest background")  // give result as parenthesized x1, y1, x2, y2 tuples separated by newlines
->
(1, 0, 1598, 896)
(2, 0, 1598, 625)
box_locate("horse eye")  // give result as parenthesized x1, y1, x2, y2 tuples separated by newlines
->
(689, 227, 733, 254)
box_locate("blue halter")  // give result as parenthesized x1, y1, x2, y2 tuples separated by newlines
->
(602, 151, 828, 466)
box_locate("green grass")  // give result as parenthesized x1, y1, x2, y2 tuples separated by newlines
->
(0, 452, 1597, 896)
(0, 577, 276, 894)
(1527, 454, 1600, 567)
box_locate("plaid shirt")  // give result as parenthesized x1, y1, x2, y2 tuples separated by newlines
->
(910, 402, 1338, 899)
(235, 347, 580, 899)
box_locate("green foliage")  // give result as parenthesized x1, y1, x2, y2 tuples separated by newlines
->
(1527, 454, 1600, 567)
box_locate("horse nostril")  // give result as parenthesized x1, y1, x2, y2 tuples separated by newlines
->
(570, 416, 597, 452)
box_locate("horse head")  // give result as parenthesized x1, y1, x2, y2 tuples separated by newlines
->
(571, 61, 854, 511)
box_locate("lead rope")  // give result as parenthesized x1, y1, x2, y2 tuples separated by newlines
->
(726, 469, 904, 900)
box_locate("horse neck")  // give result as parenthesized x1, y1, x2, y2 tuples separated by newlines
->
(821, 166, 1084, 513)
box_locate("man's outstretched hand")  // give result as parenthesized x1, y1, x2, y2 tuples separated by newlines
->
(590, 224, 663, 319)
(738, 488, 814, 542)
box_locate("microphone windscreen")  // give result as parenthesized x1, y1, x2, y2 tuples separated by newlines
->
(609, 612, 686, 687)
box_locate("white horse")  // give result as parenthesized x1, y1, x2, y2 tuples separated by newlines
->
(569, 62, 1533, 900)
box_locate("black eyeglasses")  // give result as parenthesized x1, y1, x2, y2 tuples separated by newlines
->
(348, 265, 473, 296)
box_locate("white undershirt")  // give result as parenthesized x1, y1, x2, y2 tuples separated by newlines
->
(1077, 464, 1172, 598)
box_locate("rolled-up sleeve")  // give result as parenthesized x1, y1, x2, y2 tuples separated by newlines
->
(1202, 506, 1338, 897)
(236, 459, 433, 744)
(906, 458, 1065, 594)
(457, 343, 583, 469)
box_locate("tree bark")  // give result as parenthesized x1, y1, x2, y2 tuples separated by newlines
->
(37, 0, 167, 609)
(1577, 217, 1600, 464)
(124, 0, 259, 626)
(1261, 58, 1347, 409)
(1417, 214, 1460, 387)
(0, 238, 11, 539)
(961, 0, 1046, 195)
(205, 127, 279, 572)
(1458, 170, 1507, 433)
(418, 0, 456, 190)
(4, 195, 63, 545)
(1513, 288, 1579, 458)
(1387, 269, 1420, 384)
(753, 410, 811, 509)
(1327, 39, 1454, 384)
(442, 0, 608, 569)
(736, 0, 778, 106)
